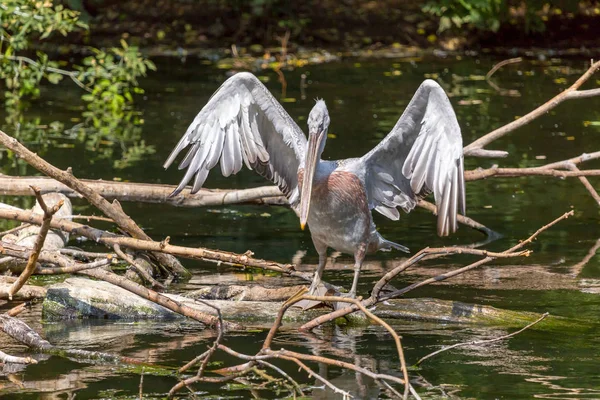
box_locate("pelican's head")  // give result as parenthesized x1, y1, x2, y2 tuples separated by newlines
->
(300, 100, 330, 230)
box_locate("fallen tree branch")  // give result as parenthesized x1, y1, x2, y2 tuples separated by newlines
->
(0, 350, 37, 364)
(0, 175, 286, 207)
(0, 129, 189, 278)
(464, 60, 600, 157)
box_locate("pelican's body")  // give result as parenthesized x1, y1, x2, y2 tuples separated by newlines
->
(165, 72, 466, 297)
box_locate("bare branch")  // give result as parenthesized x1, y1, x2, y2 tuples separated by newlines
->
(464, 60, 600, 157)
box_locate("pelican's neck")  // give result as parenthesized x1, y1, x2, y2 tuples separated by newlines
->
(313, 159, 336, 181)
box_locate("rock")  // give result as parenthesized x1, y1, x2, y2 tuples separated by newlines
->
(42, 277, 183, 320)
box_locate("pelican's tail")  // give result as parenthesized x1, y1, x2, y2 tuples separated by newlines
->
(377, 237, 410, 253)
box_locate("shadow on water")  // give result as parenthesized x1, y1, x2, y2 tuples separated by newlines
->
(1, 55, 600, 398)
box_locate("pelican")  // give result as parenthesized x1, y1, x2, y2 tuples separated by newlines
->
(164, 72, 465, 297)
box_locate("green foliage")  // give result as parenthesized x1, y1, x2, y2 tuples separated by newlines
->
(423, 0, 582, 34)
(423, 0, 505, 32)
(0, 0, 157, 171)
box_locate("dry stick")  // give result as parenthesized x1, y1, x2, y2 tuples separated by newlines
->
(59, 214, 115, 223)
(299, 211, 572, 331)
(59, 248, 116, 260)
(279, 355, 352, 399)
(194, 299, 225, 378)
(114, 244, 164, 290)
(0, 206, 302, 279)
(139, 368, 144, 400)
(262, 289, 412, 398)
(6, 302, 28, 317)
(380, 210, 573, 301)
(465, 166, 600, 179)
(0, 129, 189, 278)
(486, 57, 523, 97)
(416, 312, 549, 366)
(555, 163, 600, 205)
(7, 187, 63, 299)
(464, 60, 600, 157)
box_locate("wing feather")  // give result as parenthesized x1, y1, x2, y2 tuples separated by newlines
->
(164, 72, 307, 206)
(355, 79, 466, 236)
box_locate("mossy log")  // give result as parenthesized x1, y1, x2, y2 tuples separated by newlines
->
(41, 279, 582, 331)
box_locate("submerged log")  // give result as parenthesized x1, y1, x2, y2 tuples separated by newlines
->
(41, 278, 577, 331)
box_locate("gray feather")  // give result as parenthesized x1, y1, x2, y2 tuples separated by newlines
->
(164, 72, 307, 207)
(352, 79, 465, 237)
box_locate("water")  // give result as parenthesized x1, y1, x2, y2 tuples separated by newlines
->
(1, 55, 600, 399)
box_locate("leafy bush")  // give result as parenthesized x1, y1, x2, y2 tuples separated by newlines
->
(0, 0, 156, 170)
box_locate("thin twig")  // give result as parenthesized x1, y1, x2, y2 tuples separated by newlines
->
(139, 368, 144, 400)
(256, 360, 305, 397)
(486, 57, 523, 79)
(416, 312, 549, 365)
(300, 295, 412, 399)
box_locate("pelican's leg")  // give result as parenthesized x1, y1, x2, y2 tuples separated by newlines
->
(309, 238, 328, 294)
(348, 244, 367, 298)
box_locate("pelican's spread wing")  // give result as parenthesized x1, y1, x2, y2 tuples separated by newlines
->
(164, 72, 307, 207)
(359, 79, 465, 236)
